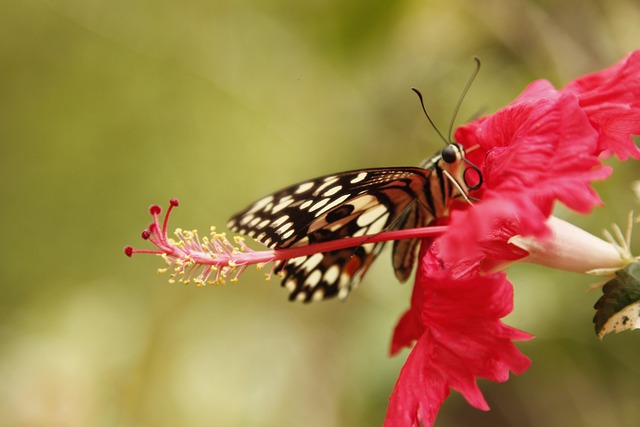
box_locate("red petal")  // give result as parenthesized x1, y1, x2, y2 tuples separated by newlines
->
(563, 50, 640, 159)
(390, 307, 424, 356)
(386, 247, 532, 427)
(449, 74, 615, 270)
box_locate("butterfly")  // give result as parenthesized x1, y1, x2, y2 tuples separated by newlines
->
(227, 62, 483, 302)
(227, 142, 482, 302)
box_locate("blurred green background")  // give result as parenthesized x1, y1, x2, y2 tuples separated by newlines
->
(1, 0, 640, 426)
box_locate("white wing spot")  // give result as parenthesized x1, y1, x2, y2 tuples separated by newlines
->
(350, 195, 379, 211)
(309, 198, 330, 213)
(312, 288, 325, 301)
(285, 279, 297, 292)
(282, 229, 295, 240)
(272, 198, 295, 213)
(367, 213, 390, 235)
(276, 222, 293, 235)
(315, 177, 339, 195)
(257, 219, 270, 229)
(239, 214, 254, 225)
(295, 182, 315, 194)
(302, 253, 324, 271)
(300, 200, 313, 210)
(356, 204, 388, 227)
(249, 217, 261, 227)
(248, 195, 274, 214)
(305, 270, 323, 288)
(323, 185, 342, 197)
(290, 256, 306, 267)
(350, 172, 368, 184)
(323, 265, 340, 285)
(316, 193, 350, 217)
(272, 215, 289, 227)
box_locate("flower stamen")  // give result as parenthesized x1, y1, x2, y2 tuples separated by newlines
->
(607, 211, 637, 261)
(588, 211, 639, 277)
(125, 199, 448, 287)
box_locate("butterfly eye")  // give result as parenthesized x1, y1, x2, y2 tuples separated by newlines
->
(441, 145, 459, 164)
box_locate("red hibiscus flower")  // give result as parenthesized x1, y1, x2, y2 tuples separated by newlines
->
(384, 51, 640, 426)
(126, 51, 640, 427)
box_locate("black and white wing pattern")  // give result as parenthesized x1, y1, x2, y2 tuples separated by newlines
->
(227, 167, 440, 302)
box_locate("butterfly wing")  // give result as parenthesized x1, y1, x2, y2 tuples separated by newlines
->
(275, 243, 385, 302)
(227, 168, 437, 301)
(391, 202, 429, 283)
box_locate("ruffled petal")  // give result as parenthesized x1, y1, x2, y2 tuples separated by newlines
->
(448, 88, 611, 270)
(386, 245, 532, 427)
(563, 51, 640, 159)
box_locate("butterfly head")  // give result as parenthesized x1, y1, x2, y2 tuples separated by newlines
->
(436, 142, 484, 193)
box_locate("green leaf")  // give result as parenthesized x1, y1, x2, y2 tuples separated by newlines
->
(593, 261, 640, 339)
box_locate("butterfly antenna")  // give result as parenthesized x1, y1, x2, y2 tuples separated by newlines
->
(411, 87, 449, 145)
(447, 56, 481, 142)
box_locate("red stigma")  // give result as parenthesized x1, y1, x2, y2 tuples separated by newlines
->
(149, 205, 162, 215)
(124, 246, 134, 257)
